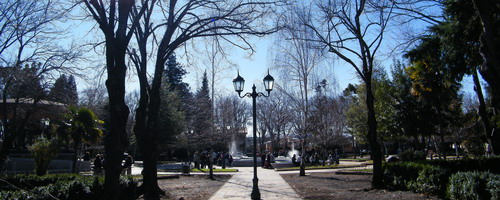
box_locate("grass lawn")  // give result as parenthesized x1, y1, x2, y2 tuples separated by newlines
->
(339, 158, 371, 162)
(191, 168, 238, 172)
(274, 164, 360, 171)
(342, 168, 373, 172)
(157, 168, 238, 173)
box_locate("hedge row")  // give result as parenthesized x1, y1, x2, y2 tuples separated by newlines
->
(383, 157, 500, 199)
(382, 162, 449, 195)
(448, 171, 500, 200)
(0, 174, 139, 200)
(426, 157, 500, 174)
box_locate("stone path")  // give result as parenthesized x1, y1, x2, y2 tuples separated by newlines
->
(209, 167, 302, 200)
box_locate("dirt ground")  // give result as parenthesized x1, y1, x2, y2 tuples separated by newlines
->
(153, 175, 231, 200)
(281, 173, 441, 200)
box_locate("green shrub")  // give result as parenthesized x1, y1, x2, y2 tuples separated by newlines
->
(411, 165, 449, 195)
(0, 174, 79, 191)
(427, 156, 500, 174)
(448, 171, 500, 200)
(383, 162, 449, 196)
(0, 175, 138, 200)
(399, 149, 426, 162)
(488, 175, 500, 200)
(28, 137, 59, 176)
(119, 176, 139, 200)
(382, 162, 423, 190)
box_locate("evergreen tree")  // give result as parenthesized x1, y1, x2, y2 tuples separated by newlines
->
(192, 71, 213, 149)
(49, 74, 78, 106)
(49, 74, 67, 103)
(163, 53, 193, 132)
(164, 54, 189, 94)
(67, 75, 78, 105)
(157, 82, 185, 152)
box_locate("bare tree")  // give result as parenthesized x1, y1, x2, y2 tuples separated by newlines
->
(81, 1, 149, 198)
(309, 80, 348, 162)
(79, 84, 108, 117)
(272, 2, 327, 176)
(0, 0, 83, 171)
(299, 0, 395, 187)
(125, 0, 283, 198)
(258, 89, 293, 154)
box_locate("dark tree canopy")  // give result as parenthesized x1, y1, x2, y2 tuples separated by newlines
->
(192, 71, 213, 149)
(164, 54, 190, 96)
(49, 74, 78, 106)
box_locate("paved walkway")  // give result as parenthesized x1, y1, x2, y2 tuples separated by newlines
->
(209, 167, 302, 200)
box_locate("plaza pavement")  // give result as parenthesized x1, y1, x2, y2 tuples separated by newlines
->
(209, 167, 302, 200)
(129, 161, 372, 199)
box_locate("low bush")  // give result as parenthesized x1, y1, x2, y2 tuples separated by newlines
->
(448, 171, 500, 200)
(427, 156, 500, 174)
(398, 149, 426, 162)
(0, 175, 139, 200)
(411, 165, 449, 195)
(0, 174, 80, 190)
(382, 162, 449, 196)
(383, 157, 500, 199)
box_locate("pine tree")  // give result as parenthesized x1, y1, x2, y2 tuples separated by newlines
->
(49, 74, 67, 103)
(49, 74, 78, 106)
(67, 75, 78, 106)
(164, 53, 190, 98)
(192, 71, 213, 149)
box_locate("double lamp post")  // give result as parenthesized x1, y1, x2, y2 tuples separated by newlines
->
(233, 70, 274, 200)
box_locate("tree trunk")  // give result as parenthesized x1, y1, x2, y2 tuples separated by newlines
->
(72, 141, 80, 173)
(473, 68, 495, 154)
(365, 78, 383, 188)
(0, 97, 28, 170)
(134, 73, 164, 199)
(103, 58, 130, 200)
(299, 139, 306, 176)
(209, 149, 214, 180)
(472, 0, 500, 155)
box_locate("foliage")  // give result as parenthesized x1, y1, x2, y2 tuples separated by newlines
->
(448, 171, 500, 200)
(28, 137, 59, 176)
(390, 62, 433, 150)
(49, 74, 78, 106)
(344, 68, 398, 144)
(383, 157, 500, 197)
(426, 156, 500, 174)
(398, 149, 426, 162)
(191, 72, 213, 150)
(382, 162, 449, 196)
(0, 174, 138, 200)
(158, 82, 185, 151)
(56, 107, 102, 173)
(66, 107, 103, 144)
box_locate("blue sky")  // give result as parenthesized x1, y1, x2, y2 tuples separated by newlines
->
(70, 2, 480, 101)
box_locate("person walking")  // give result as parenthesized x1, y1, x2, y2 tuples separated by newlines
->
(93, 154, 102, 175)
(122, 155, 133, 175)
(228, 154, 234, 167)
(193, 152, 200, 170)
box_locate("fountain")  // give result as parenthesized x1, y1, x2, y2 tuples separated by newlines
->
(271, 142, 299, 168)
(287, 141, 300, 158)
(228, 140, 257, 167)
(229, 140, 244, 158)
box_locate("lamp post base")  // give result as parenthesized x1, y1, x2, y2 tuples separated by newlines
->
(251, 178, 260, 200)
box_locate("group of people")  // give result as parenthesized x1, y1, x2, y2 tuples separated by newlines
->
(261, 152, 275, 169)
(192, 150, 234, 170)
(92, 153, 134, 175)
(291, 150, 340, 166)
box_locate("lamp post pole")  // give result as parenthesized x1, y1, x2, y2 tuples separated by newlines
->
(250, 84, 260, 199)
(233, 70, 274, 200)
